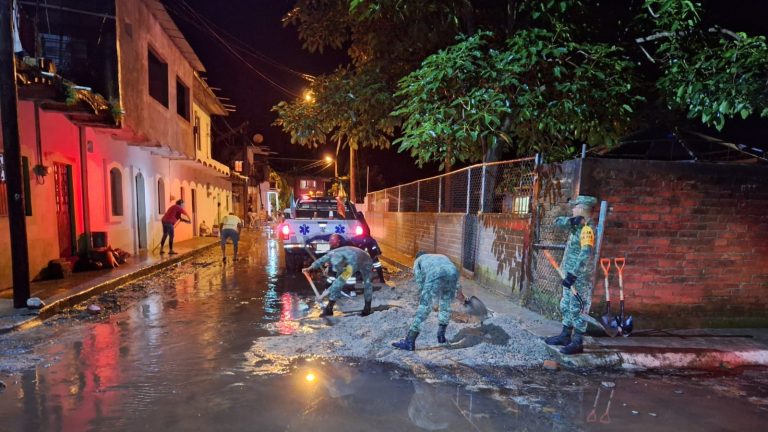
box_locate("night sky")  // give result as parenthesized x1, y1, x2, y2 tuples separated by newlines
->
(163, 0, 767, 190)
(162, 0, 434, 190)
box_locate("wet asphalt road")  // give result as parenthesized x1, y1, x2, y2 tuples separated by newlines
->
(0, 230, 766, 431)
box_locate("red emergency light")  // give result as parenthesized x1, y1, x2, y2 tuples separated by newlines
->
(354, 224, 364, 236)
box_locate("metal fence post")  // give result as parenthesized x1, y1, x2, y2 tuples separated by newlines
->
(397, 186, 401, 212)
(465, 168, 471, 214)
(437, 177, 442, 213)
(416, 181, 420, 212)
(479, 163, 487, 213)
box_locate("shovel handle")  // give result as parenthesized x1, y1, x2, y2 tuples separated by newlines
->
(302, 269, 323, 300)
(600, 258, 611, 276)
(600, 389, 614, 424)
(614, 258, 625, 300)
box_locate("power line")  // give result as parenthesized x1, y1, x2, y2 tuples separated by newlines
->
(167, 0, 301, 98)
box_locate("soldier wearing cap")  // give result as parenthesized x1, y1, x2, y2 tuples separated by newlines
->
(544, 195, 598, 355)
(392, 252, 461, 351)
(303, 246, 375, 317)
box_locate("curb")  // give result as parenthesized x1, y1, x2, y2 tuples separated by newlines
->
(3, 241, 219, 334)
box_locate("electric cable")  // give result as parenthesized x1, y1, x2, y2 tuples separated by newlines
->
(165, 0, 303, 98)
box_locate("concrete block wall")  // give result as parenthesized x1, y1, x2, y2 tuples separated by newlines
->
(580, 158, 768, 327)
(475, 214, 529, 296)
(366, 210, 528, 298)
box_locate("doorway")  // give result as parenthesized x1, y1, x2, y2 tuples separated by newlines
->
(53, 163, 76, 257)
(135, 172, 148, 249)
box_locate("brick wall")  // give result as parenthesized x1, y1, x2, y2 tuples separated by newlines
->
(580, 158, 768, 327)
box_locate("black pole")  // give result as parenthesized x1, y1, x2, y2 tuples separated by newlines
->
(0, 0, 31, 308)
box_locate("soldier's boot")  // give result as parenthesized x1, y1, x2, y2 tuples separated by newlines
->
(392, 331, 419, 351)
(437, 324, 448, 343)
(544, 326, 572, 346)
(360, 300, 372, 317)
(320, 300, 336, 317)
(560, 330, 585, 355)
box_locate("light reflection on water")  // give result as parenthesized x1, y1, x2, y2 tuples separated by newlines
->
(0, 233, 764, 431)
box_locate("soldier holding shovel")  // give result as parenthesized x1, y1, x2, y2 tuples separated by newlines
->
(303, 246, 375, 317)
(544, 195, 598, 355)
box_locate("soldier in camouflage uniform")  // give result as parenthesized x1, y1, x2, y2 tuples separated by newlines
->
(303, 246, 374, 317)
(544, 195, 598, 355)
(392, 253, 460, 351)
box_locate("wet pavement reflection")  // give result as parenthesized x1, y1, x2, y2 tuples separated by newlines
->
(0, 232, 765, 431)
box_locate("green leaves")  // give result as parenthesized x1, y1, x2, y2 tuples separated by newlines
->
(393, 29, 643, 166)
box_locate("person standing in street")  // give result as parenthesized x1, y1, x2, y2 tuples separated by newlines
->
(392, 252, 460, 351)
(220, 211, 243, 263)
(544, 195, 598, 355)
(303, 246, 375, 317)
(160, 199, 190, 255)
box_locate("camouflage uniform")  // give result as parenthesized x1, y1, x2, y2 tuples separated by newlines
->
(408, 254, 460, 333)
(553, 200, 596, 334)
(308, 246, 374, 302)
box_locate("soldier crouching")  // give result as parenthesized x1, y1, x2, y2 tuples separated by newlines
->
(303, 246, 375, 317)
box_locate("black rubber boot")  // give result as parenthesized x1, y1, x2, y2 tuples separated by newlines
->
(321, 300, 336, 317)
(377, 268, 385, 284)
(359, 300, 372, 316)
(392, 331, 419, 351)
(560, 330, 584, 355)
(544, 326, 572, 346)
(437, 324, 448, 343)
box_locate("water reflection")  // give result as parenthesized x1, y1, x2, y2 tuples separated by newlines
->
(0, 233, 765, 431)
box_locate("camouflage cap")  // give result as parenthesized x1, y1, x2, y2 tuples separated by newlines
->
(568, 195, 598, 208)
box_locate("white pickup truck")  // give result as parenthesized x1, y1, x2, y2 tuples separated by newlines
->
(277, 197, 368, 272)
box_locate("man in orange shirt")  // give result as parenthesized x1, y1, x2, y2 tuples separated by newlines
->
(160, 199, 190, 255)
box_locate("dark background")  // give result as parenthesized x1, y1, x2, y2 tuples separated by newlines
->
(163, 0, 767, 190)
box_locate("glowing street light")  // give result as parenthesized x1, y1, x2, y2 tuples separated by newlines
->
(303, 90, 315, 103)
(324, 154, 337, 177)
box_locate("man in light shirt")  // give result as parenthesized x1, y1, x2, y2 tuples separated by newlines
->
(219, 211, 243, 263)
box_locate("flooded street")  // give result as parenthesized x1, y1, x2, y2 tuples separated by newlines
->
(0, 231, 765, 431)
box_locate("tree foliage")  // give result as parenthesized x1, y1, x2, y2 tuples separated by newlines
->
(279, 0, 768, 169)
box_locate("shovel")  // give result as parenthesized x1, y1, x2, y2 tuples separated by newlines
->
(600, 258, 612, 329)
(613, 258, 633, 336)
(302, 269, 327, 307)
(542, 251, 618, 337)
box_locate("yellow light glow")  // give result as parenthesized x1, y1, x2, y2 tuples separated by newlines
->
(305, 373, 316, 382)
(303, 90, 315, 103)
(324, 155, 333, 163)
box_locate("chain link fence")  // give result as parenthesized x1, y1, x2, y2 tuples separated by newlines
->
(367, 158, 537, 215)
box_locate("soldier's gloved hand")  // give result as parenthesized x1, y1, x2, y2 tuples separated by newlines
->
(568, 216, 585, 227)
(562, 272, 577, 288)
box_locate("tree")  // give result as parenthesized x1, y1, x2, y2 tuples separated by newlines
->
(280, 0, 768, 172)
(272, 67, 396, 201)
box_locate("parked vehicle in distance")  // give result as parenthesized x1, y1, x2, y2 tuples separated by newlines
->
(277, 197, 370, 272)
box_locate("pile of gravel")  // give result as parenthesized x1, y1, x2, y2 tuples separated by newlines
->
(250, 273, 552, 375)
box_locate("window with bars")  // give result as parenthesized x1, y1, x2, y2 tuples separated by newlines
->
(110, 167, 123, 216)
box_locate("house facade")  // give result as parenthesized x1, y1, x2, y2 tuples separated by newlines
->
(0, 0, 233, 289)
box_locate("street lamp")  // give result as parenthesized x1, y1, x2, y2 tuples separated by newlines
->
(324, 155, 337, 177)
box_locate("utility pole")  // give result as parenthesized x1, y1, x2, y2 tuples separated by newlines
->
(242, 133, 249, 221)
(0, 0, 31, 308)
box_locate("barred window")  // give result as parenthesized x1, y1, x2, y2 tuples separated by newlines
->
(110, 167, 123, 216)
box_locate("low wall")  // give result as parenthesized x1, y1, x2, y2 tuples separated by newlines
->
(366, 211, 529, 299)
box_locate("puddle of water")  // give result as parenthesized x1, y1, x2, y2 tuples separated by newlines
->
(0, 234, 765, 431)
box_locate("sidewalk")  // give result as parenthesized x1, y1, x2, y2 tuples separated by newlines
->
(0, 236, 219, 334)
(379, 250, 768, 370)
